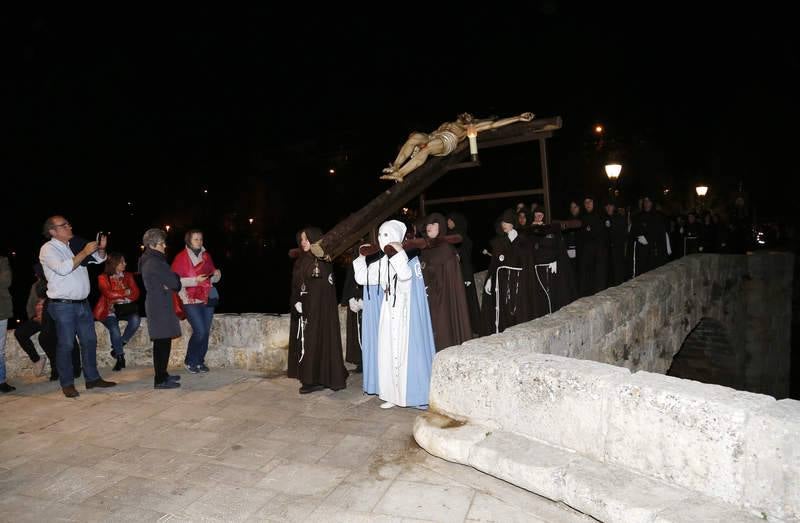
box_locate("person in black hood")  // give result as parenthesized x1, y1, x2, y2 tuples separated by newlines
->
(603, 199, 629, 286)
(630, 195, 669, 276)
(289, 227, 348, 393)
(446, 211, 483, 337)
(577, 196, 609, 296)
(482, 209, 536, 334)
(528, 208, 577, 316)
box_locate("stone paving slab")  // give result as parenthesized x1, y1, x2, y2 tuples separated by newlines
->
(1, 367, 591, 522)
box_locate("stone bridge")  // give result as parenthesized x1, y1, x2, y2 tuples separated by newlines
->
(3, 253, 796, 521)
(415, 253, 797, 522)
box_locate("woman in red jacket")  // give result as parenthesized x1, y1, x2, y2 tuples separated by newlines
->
(94, 253, 141, 371)
(171, 229, 221, 373)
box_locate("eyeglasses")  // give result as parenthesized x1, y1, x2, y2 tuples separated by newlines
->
(53, 222, 71, 228)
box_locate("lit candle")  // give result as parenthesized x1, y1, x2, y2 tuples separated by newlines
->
(467, 125, 478, 157)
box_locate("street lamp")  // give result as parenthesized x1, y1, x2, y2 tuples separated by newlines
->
(605, 163, 622, 199)
(165, 225, 171, 232)
(605, 163, 622, 180)
(695, 185, 709, 212)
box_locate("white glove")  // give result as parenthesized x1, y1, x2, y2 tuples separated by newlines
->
(464, 281, 472, 287)
(348, 297, 363, 313)
(637, 235, 649, 245)
(485, 278, 492, 294)
(549, 261, 558, 274)
(294, 302, 303, 314)
(507, 229, 518, 242)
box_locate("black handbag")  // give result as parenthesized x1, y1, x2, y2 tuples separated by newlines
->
(114, 302, 138, 318)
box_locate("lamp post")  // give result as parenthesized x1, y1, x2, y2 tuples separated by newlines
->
(695, 185, 708, 212)
(605, 163, 622, 199)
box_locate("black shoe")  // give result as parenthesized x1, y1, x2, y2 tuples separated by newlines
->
(166, 375, 181, 382)
(0, 382, 16, 393)
(112, 356, 124, 372)
(299, 384, 325, 394)
(85, 378, 117, 389)
(154, 381, 181, 389)
(197, 363, 210, 373)
(62, 385, 79, 398)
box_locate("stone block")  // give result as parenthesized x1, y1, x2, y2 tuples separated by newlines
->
(605, 371, 775, 506)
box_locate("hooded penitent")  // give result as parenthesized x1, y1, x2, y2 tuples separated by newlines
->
(370, 220, 436, 407)
(288, 226, 348, 390)
(421, 213, 472, 350)
(528, 212, 578, 317)
(482, 209, 537, 334)
(446, 211, 482, 336)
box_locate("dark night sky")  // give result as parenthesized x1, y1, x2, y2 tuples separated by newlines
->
(5, 5, 799, 312)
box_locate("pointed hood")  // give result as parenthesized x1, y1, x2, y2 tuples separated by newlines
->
(378, 220, 406, 250)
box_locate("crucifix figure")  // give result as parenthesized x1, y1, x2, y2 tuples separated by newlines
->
(380, 111, 535, 182)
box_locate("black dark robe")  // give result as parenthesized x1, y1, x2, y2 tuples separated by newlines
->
(421, 213, 472, 351)
(447, 212, 483, 337)
(528, 223, 578, 316)
(684, 221, 703, 255)
(340, 264, 362, 366)
(605, 213, 629, 286)
(630, 210, 668, 276)
(577, 210, 609, 296)
(483, 231, 537, 334)
(288, 239, 348, 389)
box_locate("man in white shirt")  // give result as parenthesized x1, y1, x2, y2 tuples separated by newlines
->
(39, 216, 116, 398)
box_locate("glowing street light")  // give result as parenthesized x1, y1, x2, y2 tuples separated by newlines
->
(695, 185, 708, 197)
(248, 218, 254, 225)
(594, 125, 604, 134)
(605, 163, 622, 180)
(165, 225, 171, 232)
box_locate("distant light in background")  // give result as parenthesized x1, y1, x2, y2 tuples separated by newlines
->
(165, 225, 171, 232)
(663, 188, 670, 195)
(203, 189, 208, 194)
(594, 125, 604, 134)
(140, 245, 145, 250)
(695, 185, 708, 197)
(248, 218, 254, 224)
(329, 169, 335, 175)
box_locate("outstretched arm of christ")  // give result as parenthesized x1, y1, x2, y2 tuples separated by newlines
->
(473, 112, 534, 133)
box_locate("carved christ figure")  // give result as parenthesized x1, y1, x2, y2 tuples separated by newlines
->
(380, 112, 535, 182)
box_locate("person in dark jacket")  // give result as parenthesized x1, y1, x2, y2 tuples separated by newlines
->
(139, 228, 182, 389)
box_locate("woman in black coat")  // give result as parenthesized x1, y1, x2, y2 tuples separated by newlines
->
(139, 228, 182, 389)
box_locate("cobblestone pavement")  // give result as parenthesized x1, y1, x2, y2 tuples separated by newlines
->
(0, 366, 590, 522)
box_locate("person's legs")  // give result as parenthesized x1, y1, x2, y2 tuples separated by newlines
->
(48, 302, 79, 388)
(383, 132, 429, 174)
(381, 138, 442, 181)
(74, 302, 100, 382)
(183, 304, 206, 368)
(101, 316, 123, 356)
(119, 314, 141, 350)
(198, 306, 214, 367)
(13, 320, 42, 363)
(152, 338, 172, 386)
